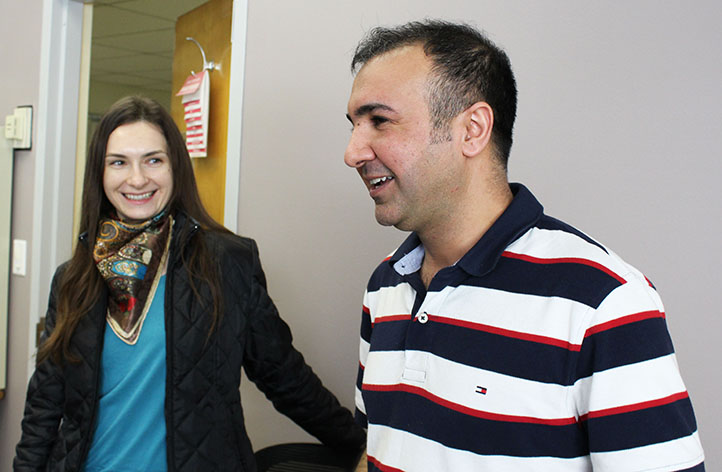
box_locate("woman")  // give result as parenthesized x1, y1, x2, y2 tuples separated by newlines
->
(14, 96, 365, 471)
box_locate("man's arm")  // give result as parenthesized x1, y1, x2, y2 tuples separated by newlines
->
(574, 272, 704, 470)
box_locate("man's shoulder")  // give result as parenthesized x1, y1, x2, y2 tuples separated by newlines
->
(510, 213, 635, 280)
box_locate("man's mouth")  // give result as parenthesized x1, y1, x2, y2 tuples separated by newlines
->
(369, 176, 394, 189)
(124, 191, 155, 201)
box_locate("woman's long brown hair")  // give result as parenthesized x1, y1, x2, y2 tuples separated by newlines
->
(37, 96, 230, 364)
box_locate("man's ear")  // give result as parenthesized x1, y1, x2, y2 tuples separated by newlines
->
(461, 101, 494, 158)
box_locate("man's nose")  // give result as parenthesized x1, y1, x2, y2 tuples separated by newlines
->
(344, 128, 375, 168)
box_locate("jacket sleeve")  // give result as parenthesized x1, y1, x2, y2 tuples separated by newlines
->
(241, 240, 366, 452)
(13, 269, 66, 471)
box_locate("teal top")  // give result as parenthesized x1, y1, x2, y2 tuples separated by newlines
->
(83, 276, 167, 472)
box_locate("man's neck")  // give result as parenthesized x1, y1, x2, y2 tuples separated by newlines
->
(418, 182, 513, 288)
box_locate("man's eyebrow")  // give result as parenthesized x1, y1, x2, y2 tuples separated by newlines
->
(347, 103, 396, 121)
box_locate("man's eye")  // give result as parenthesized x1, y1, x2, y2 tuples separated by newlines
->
(371, 116, 389, 127)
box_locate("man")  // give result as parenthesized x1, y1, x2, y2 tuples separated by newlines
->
(345, 20, 704, 471)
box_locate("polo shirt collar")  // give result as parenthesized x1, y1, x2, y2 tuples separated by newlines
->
(389, 183, 544, 277)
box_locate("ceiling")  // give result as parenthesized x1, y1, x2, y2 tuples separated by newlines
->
(90, 0, 207, 96)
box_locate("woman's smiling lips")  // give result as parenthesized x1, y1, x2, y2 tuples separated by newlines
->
(123, 190, 157, 203)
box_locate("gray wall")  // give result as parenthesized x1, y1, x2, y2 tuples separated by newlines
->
(0, 0, 43, 466)
(238, 0, 722, 467)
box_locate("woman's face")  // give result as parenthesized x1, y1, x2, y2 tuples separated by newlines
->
(103, 121, 173, 223)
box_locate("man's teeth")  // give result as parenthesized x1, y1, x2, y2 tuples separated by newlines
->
(370, 176, 394, 186)
(125, 191, 154, 201)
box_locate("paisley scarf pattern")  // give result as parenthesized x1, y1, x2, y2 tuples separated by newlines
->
(93, 212, 172, 345)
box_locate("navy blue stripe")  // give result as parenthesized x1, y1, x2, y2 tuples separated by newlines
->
(468, 257, 622, 309)
(367, 261, 405, 293)
(356, 363, 364, 391)
(363, 389, 587, 458)
(368, 319, 577, 385)
(576, 317, 675, 380)
(354, 409, 368, 429)
(360, 308, 372, 343)
(367, 462, 382, 472)
(536, 214, 609, 254)
(584, 397, 698, 453)
(368, 319, 409, 351)
(368, 256, 622, 309)
(677, 462, 705, 471)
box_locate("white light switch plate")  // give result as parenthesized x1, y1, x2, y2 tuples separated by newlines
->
(12, 239, 27, 276)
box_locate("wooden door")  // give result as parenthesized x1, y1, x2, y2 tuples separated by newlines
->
(170, 0, 232, 224)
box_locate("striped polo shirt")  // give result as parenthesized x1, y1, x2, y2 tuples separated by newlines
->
(355, 183, 704, 472)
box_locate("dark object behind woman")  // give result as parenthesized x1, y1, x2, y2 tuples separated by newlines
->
(13, 96, 365, 471)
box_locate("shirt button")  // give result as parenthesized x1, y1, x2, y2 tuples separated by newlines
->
(418, 313, 429, 324)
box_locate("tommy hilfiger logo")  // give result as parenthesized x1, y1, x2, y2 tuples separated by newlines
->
(475, 386, 487, 395)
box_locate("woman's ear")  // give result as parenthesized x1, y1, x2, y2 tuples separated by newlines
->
(461, 101, 494, 158)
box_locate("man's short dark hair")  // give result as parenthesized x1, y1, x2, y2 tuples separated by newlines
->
(351, 20, 517, 167)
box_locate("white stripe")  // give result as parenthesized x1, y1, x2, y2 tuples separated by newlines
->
(363, 350, 576, 420)
(574, 354, 689, 415)
(589, 277, 664, 328)
(507, 228, 631, 280)
(367, 277, 613, 347)
(365, 283, 416, 322)
(359, 337, 369, 368)
(184, 110, 202, 119)
(355, 386, 366, 415)
(368, 424, 593, 471)
(590, 432, 704, 472)
(430, 285, 590, 345)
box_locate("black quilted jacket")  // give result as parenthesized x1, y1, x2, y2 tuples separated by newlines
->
(14, 213, 365, 471)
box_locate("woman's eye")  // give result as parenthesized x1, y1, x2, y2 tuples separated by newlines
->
(147, 156, 166, 165)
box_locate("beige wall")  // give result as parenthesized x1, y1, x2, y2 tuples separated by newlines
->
(237, 0, 722, 467)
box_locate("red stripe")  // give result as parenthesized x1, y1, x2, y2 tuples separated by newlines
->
(579, 391, 689, 422)
(359, 361, 365, 371)
(584, 310, 666, 338)
(501, 251, 627, 285)
(430, 314, 581, 351)
(364, 383, 577, 426)
(362, 305, 370, 315)
(368, 455, 404, 472)
(383, 255, 392, 262)
(372, 314, 411, 326)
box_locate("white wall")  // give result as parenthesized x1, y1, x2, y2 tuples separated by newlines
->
(237, 0, 722, 468)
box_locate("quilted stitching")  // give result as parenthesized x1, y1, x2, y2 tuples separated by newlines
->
(14, 215, 364, 471)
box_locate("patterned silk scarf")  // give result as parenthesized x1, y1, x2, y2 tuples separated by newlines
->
(93, 212, 173, 345)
